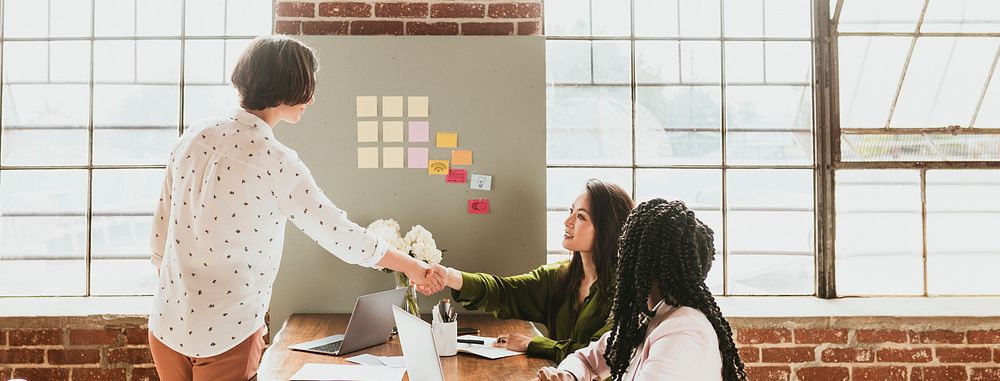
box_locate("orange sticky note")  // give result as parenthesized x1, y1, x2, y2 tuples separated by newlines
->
(451, 150, 472, 166)
(428, 160, 449, 175)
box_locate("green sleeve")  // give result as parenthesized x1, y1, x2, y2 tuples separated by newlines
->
(450, 264, 560, 323)
(526, 317, 614, 362)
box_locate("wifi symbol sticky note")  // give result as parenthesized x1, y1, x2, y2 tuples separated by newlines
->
(428, 160, 449, 175)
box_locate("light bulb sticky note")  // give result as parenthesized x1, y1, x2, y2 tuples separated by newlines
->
(470, 174, 492, 191)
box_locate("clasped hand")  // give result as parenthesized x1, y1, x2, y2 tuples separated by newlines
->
(409, 263, 449, 295)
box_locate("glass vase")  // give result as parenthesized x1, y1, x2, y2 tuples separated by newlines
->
(394, 271, 420, 317)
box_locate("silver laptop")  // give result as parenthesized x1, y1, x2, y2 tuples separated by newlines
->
(289, 288, 407, 356)
(391, 305, 446, 381)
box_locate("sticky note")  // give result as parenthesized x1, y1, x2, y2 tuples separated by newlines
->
(382, 96, 403, 117)
(446, 169, 467, 183)
(356, 96, 377, 117)
(470, 174, 492, 191)
(468, 198, 490, 214)
(357, 121, 379, 142)
(436, 132, 457, 148)
(451, 150, 472, 166)
(408, 121, 429, 142)
(383, 147, 404, 168)
(428, 160, 449, 175)
(408, 96, 429, 117)
(383, 121, 404, 142)
(358, 147, 379, 169)
(407, 147, 428, 169)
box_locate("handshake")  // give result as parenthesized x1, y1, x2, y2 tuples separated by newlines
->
(409, 263, 452, 296)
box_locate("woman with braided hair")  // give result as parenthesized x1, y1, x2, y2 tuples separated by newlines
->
(533, 198, 746, 381)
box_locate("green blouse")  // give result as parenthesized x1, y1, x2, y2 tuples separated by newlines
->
(450, 261, 613, 362)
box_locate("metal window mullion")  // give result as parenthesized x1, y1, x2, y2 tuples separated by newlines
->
(630, 0, 637, 203)
(179, 0, 186, 136)
(815, 0, 837, 298)
(719, 0, 730, 296)
(884, 0, 930, 129)
(85, 0, 96, 297)
(920, 168, 929, 296)
(969, 45, 1000, 128)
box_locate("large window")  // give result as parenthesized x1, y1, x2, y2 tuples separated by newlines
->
(544, 0, 818, 295)
(0, 0, 271, 297)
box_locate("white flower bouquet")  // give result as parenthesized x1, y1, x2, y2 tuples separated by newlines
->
(367, 219, 444, 316)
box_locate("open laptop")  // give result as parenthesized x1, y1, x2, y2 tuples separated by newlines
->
(289, 288, 407, 356)
(392, 305, 447, 381)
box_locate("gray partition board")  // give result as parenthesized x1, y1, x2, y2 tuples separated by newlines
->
(269, 36, 546, 332)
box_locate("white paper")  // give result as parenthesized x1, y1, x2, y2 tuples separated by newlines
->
(456, 335, 523, 360)
(346, 354, 384, 366)
(377, 356, 406, 368)
(470, 174, 492, 191)
(290, 363, 405, 381)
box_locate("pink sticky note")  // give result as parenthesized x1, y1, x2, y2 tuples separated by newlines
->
(468, 198, 490, 214)
(408, 121, 429, 143)
(446, 169, 467, 183)
(407, 147, 428, 168)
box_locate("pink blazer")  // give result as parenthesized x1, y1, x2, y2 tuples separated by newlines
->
(558, 305, 723, 381)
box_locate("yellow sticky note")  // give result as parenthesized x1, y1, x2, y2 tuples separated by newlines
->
(382, 96, 403, 117)
(451, 150, 472, 166)
(436, 132, 457, 148)
(408, 96, 429, 117)
(383, 121, 404, 142)
(356, 96, 377, 117)
(357, 121, 379, 142)
(428, 160, 449, 175)
(358, 147, 379, 169)
(383, 147, 404, 168)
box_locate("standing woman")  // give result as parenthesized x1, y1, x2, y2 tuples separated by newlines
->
(534, 199, 746, 381)
(147, 36, 440, 381)
(433, 179, 634, 362)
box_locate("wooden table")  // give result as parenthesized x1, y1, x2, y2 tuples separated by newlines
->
(258, 314, 556, 381)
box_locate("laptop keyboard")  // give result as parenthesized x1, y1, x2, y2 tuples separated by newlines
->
(310, 340, 343, 353)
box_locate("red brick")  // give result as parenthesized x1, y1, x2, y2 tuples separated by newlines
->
(350, 20, 404, 35)
(48, 348, 101, 364)
(853, 366, 907, 381)
(1, 330, 6, 345)
(69, 328, 121, 346)
(275, 20, 301, 34)
(972, 368, 1000, 381)
(72, 368, 127, 381)
(937, 347, 993, 363)
(461, 22, 514, 35)
(797, 367, 850, 381)
(125, 327, 150, 345)
(430, 3, 485, 18)
(970, 330, 1000, 344)
(517, 21, 540, 35)
(375, 2, 428, 18)
(745, 365, 791, 381)
(796, 329, 849, 344)
(739, 346, 761, 363)
(0, 348, 45, 364)
(319, 2, 372, 17)
(738, 328, 793, 345)
(857, 329, 908, 343)
(488, 3, 542, 18)
(822, 348, 874, 363)
(12, 367, 70, 380)
(910, 329, 966, 344)
(761, 347, 815, 363)
(406, 22, 459, 35)
(876, 348, 932, 363)
(10, 328, 62, 346)
(996, 348, 1000, 362)
(276, 2, 315, 17)
(108, 347, 154, 364)
(302, 21, 349, 35)
(0, 368, 10, 380)
(132, 366, 160, 381)
(911, 366, 969, 381)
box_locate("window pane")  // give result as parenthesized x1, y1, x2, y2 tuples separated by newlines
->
(635, 169, 721, 210)
(837, 0, 924, 33)
(837, 37, 911, 128)
(724, 0, 764, 37)
(842, 133, 1000, 161)
(892, 38, 1000, 128)
(3, 42, 48, 82)
(2, 84, 90, 127)
(1, 129, 88, 166)
(835, 170, 923, 295)
(547, 41, 630, 85)
(726, 86, 813, 165)
(226, 0, 273, 36)
(636, 86, 722, 165)
(926, 170, 1000, 295)
(51, 0, 93, 37)
(95, 0, 136, 36)
(922, 0, 1000, 33)
(186, 0, 226, 36)
(590, 0, 631, 36)
(0, 170, 88, 296)
(95, 40, 136, 82)
(764, 0, 812, 37)
(186, 40, 227, 84)
(637, 42, 720, 84)
(726, 42, 812, 84)
(138, 41, 182, 83)
(546, 168, 633, 207)
(92, 169, 164, 214)
(184, 85, 240, 126)
(91, 169, 162, 296)
(93, 85, 179, 165)
(225, 40, 253, 85)
(547, 86, 632, 165)
(3, 0, 47, 37)
(974, 62, 1000, 128)
(543, 0, 590, 36)
(137, 0, 182, 36)
(92, 259, 157, 295)
(635, 0, 720, 37)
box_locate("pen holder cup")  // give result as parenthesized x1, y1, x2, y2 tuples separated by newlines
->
(432, 320, 458, 356)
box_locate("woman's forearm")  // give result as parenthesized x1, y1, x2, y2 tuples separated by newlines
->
(446, 267, 464, 290)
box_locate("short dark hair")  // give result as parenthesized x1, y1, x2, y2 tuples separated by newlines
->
(231, 35, 318, 110)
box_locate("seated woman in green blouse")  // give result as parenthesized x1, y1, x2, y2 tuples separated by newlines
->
(434, 179, 634, 362)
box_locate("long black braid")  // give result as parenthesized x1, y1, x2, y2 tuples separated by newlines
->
(604, 199, 746, 381)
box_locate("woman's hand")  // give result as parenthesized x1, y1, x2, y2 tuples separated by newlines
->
(494, 333, 534, 352)
(533, 367, 577, 381)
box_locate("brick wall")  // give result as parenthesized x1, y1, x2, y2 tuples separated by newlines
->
(273, 1, 543, 36)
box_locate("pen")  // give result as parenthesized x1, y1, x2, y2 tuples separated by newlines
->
(458, 338, 485, 345)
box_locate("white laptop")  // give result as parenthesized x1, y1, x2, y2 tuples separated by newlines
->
(289, 288, 406, 356)
(391, 305, 447, 381)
